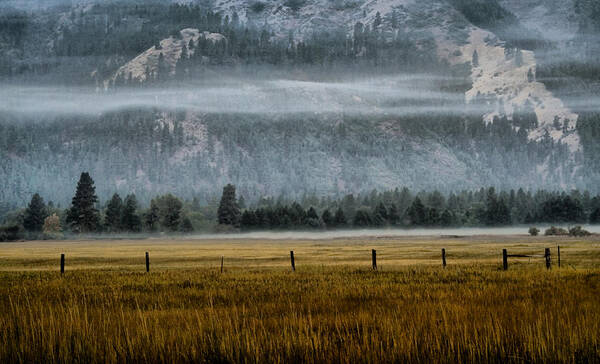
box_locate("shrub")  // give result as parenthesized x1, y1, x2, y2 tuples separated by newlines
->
(0, 225, 22, 242)
(544, 226, 569, 236)
(568, 226, 591, 237)
(528, 227, 540, 236)
(43, 214, 63, 239)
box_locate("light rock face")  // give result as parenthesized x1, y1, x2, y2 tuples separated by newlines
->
(213, 0, 581, 152)
(458, 29, 579, 152)
(107, 29, 226, 86)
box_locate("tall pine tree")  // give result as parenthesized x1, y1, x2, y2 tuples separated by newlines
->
(66, 172, 100, 233)
(23, 193, 47, 232)
(121, 194, 141, 232)
(218, 184, 240, 226)
(104, 193, 123, 232)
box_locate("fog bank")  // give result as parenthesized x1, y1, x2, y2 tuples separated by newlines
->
(177, 226, 600, 240)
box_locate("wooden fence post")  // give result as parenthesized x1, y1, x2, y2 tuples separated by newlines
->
(290, 251, 295, 272)
(502, 249, 508, 271)
(60, 253, 65, 274)
(557, 246, 561, 268)
(372, 249, 377, 270)
(442, 248, 447, 268)
(145, 252, 149, 273)
(221, 255, 224, 273)
(545, 248, 551, 270)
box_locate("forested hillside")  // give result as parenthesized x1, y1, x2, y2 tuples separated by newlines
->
(0, 0, 599, 214)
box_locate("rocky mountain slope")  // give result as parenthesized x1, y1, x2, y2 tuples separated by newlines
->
(1, 0, 598, 208)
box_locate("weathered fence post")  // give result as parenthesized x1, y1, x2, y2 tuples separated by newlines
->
(502, 249, 508, 271)
(442, 248, 447, 268)
(60, 253, 65, 274)
(557, 246, 561, 268)
(145, 252, 150, 272)
(545, 248, 551, 270)
(221, 255, 224, 273)
(290, 251, 295, 272)
(372, 249, 377, 270)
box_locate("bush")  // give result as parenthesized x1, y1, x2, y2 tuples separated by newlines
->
(528, 227, 540, 236)
(43, 214, 63, 239)
(568, 226, 591, 237)
(0, 225, 22, 241)
(544, 226, 569, 236)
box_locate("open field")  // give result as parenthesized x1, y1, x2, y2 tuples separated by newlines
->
(1, 234, 599, 363)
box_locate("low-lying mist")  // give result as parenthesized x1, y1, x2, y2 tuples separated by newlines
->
(0, 74, 478, 117)
(172, 226, 600, 240)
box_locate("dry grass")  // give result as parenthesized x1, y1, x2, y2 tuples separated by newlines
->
(0, 235, 599, 363)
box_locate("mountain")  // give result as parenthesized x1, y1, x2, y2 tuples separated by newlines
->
(0, 0, 599, 210)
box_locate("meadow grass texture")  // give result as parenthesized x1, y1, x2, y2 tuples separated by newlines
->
(0, 235, 599, 363)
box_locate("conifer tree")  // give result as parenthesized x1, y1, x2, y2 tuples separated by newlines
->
(472, 49, 479, 67)
(23, 193, 47, 232)
(373, 11, 382, 29)
(104, 193, 123, 232)
(145, 199, 160, 231)
(321, 209, 333, 227)
(66, 172, 100, 233)
(353, 209, 372, 227)
(121, 194, 141, 232)
(159, 194, 183, 231)
(334, 207, 347, 226)
(590, 208, 600, 224)
(388, 204, 400, 226)
(218, 184, 240, 226)
(407, 197, 426, 226)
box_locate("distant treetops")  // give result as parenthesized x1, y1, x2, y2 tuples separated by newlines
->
(5, 172, 600, 240)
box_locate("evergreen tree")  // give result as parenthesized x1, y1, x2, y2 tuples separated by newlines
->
(121, 194, 141, 232)
(306, 207, 320, 227)
(373, 12, 382, 29)
(104, 193, 123, 232)
(353, 209, 372, 227)
(240, 210, 256, 229)
(334, 207, 347, 226)
(472, 49, 479, 67)
(372, 202, 388, 226)
(321, 209, 333, 227)
(217, 184, 241, 226)
(440, 209, 453, 226)
(145, 199, 160, 231)
(66, 172, 100, 233)
(590, 208, 600, 224)
(307, 207, 319, 220)
(23, 193, 47, 232)
(407, 197, 426, 225)
(158, 194, 183, 231)
(388, 204, 400, 226)
(527, 68, 535, 82)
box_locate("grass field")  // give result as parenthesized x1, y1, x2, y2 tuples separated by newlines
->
(1, 234, 599, 363)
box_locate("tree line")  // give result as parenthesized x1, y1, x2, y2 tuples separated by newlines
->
(3, 173, 600, 240)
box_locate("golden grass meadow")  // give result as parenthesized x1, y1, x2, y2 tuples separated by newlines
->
(1, 234, 599, 363)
